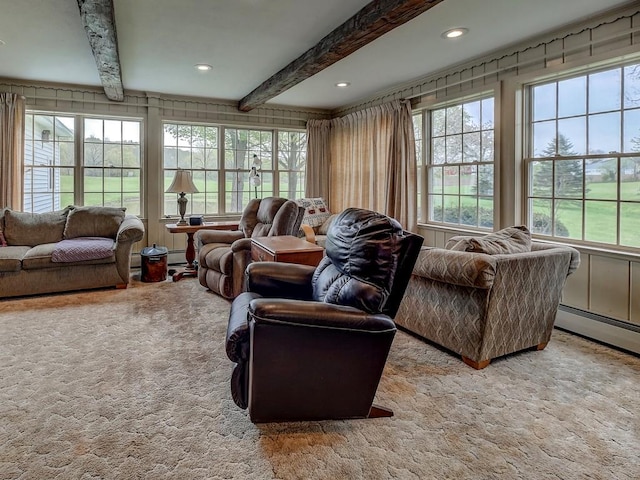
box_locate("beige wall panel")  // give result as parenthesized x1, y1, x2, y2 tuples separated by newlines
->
(517, 44, 547, 75)
(590, 256, 630, 321)
(562, 252, 589, 309)
(631, 261, 640, 326)
(563, 29, 592, 64)
(592, 16, 632, 56)
(417, 227, 436, 247)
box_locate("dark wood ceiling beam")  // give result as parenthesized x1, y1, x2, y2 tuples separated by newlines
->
(238, 0, 445, 112)
(77, 0, 124, 102)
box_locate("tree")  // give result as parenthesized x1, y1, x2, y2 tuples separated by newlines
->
(533, 133, 583, 198)
(531, 133, 583, 235)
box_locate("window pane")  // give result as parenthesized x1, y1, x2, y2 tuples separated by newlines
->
(123, 121, 140, 143)
(481, 130, 494, 161)
(85, 119, 102, 142)
(432, 137, 445, 164)
(444, 166, 459, 195)
(429, 195, 443, 222)
(104, 120, 121, 143)
(588, 112, 621, 154)
(555, 199, 581, 239)
(463, 132, 481, 162)
(460, 165, 477, 195)
(446, 105, 463, 135)
(442, 195, 459, 223)
(620, 203, 640, 247)
(558, 76, 586, 117)
(589, 69, 621, 114)
(478, 165, 494, 196)
(430, 167, 443, 194)
(432, 109, 445, 136)
(557, 117, 586, 155)
(586, 158, 617, 200)
(446, 135, 462, 163)
(623, 110, 640, 152)
(463, 101, 481, 132)
(460, 196, 478, 227)
(530, 160, 552, 197)
(621, 158, 640, 200)
(554, 159, 583, 198)
(585, 200, 617, 244)
(530, 198, 553, 235)
(533, 120, 556, 157)
(481, 98, 494, 128)
(533, 83, 556, 121)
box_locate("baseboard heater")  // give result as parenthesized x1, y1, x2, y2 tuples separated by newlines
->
(555, 305, 640, 355)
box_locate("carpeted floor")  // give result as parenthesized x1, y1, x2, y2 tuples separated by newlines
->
(0, 277, 638, 480)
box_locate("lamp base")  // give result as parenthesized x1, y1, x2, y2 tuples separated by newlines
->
(176, 218, 188, 225)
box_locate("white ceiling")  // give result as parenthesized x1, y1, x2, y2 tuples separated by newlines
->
(0, 0, 634, 111)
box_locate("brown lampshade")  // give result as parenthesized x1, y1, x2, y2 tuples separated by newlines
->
(166, 170, 199, 194)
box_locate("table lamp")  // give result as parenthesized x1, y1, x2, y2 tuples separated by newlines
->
(166, 169, 199, 225)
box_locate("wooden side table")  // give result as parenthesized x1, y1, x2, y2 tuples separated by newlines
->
(251, 235, 324, 267)
(165, 221, 240, 281)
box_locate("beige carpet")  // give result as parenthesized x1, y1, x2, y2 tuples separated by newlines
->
(0, 277, 638, 480)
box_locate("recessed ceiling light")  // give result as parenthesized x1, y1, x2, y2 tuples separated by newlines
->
(335, 82, 351, 88)
(442, 28, 468, 39)
(195, 64, 212, 71)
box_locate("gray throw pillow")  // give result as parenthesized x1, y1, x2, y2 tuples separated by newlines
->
(448, 226, 531, 254)
(63, 206, 126, 239)
(3, 207, 73, 247)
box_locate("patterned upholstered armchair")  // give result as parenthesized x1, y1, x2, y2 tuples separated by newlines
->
(395, 229, 580, 369)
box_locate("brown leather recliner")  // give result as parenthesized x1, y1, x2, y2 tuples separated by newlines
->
(225, 208, 424, 423)
(195, 197, 303, 299)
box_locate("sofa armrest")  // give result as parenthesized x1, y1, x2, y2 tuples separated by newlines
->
(196, 229, 244, 248)
(246, 261, 315, 300)
(250, 298, 396, 332)
(412, 248, 497, 289)
(231, 237, 252, 252)
(114, 215, 145, 284)
(116, 215, 144, 244)
(299, 224, 316, 243)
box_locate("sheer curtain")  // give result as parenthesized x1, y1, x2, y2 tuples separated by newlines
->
(0, 93, 25, 209)
(306, 99, 416, 231)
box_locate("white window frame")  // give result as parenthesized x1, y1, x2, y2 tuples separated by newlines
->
(524, 61, 640, 251)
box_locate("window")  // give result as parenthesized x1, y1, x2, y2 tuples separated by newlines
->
(163, 123, 306, 216)
(23, 113, 142, 215)
(413, 113, 423, 221)
(24, 114, 74, 212)
(418, 97, 495, 228)
(526, 63, 640, 248)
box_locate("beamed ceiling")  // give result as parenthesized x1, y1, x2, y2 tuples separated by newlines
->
(0, 0, 635, 112)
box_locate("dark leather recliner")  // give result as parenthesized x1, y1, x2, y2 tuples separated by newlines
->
(196, 197, 304, 299)
(226, 208, 424, 422)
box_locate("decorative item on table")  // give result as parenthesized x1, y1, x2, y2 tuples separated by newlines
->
(166, 169, 199, 225)
(189, 215, 204, 226)
(249, 154, 261, 198)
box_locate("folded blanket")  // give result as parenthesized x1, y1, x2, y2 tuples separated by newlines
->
(52, 237, 115, 263)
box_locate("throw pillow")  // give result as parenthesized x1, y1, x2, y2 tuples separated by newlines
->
(448, 226, 531, 254)
(64, 206, 126, 240)
(296, 197, 331, 228)
(3, 207, 72, 247)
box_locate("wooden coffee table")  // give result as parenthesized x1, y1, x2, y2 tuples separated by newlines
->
(165, 221, 239, 281)
(251, 235, 324, 267)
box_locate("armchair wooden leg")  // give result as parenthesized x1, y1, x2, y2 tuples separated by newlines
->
(368, 404, 394, 418)
(535, 342, 548, 351)
(462, 356, 491, 370)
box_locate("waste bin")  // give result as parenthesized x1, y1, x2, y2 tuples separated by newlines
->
(141, 243, 168, 282)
